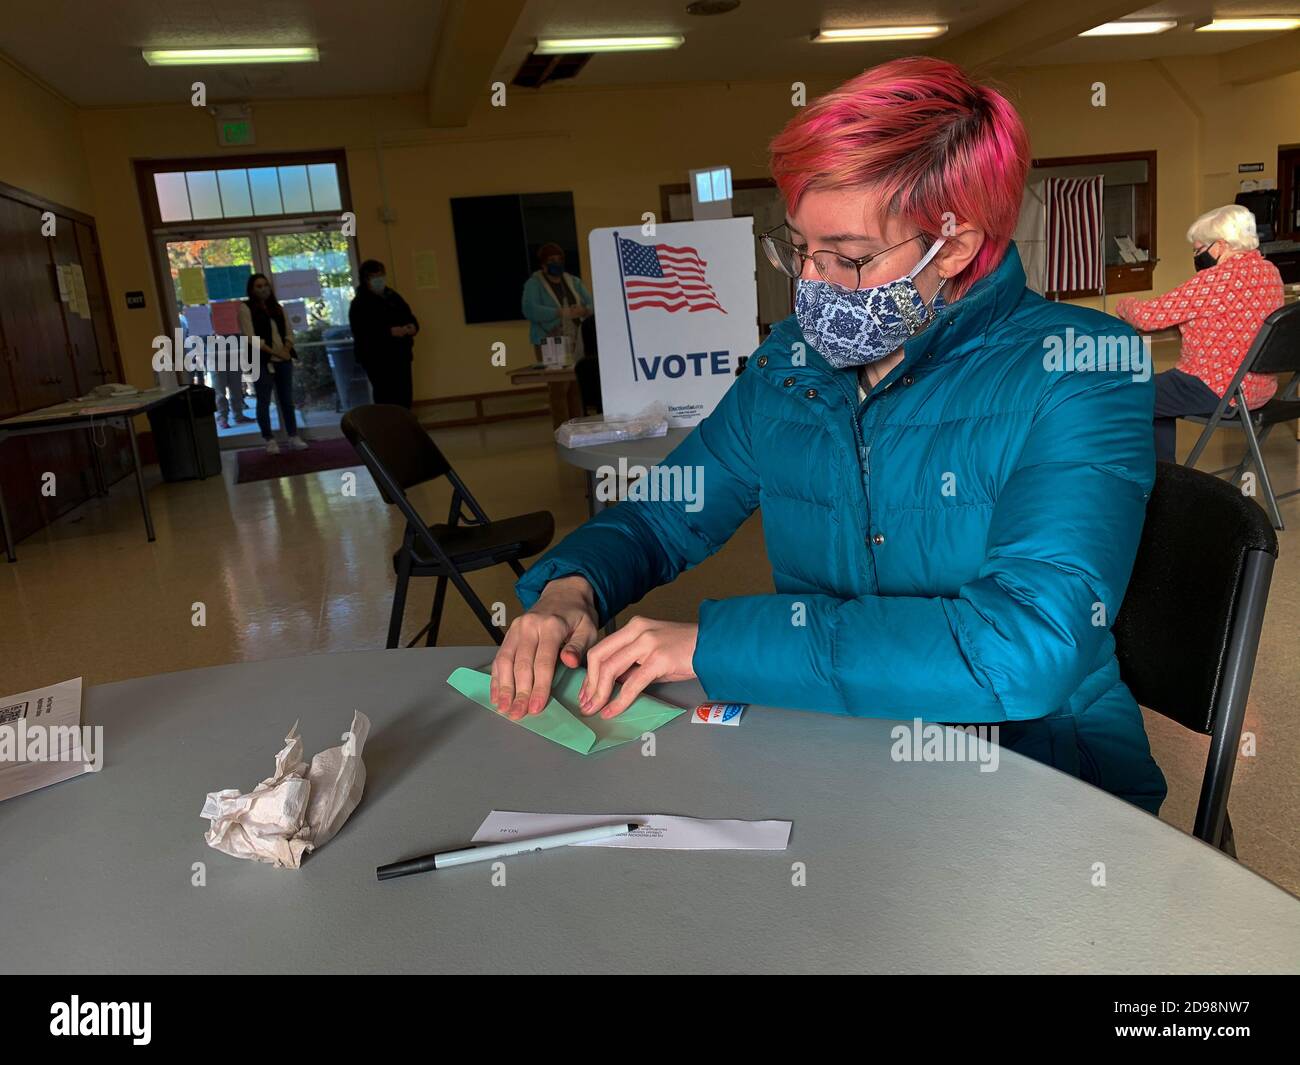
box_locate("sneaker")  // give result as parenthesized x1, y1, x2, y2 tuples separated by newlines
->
(265, 439, 281, 455)
(287, 436, 308, 451)
(233, 413, 256, 424)
(217, 414, 230, 429)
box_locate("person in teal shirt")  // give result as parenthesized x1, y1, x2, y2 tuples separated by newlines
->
(492, 59, 1167, 815)
(521, 242, 593, 361)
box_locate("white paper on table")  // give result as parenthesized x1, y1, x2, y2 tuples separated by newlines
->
(0, 677, 96, 802)
(472, 810, 791, 851)
(200, 711, 370, 869)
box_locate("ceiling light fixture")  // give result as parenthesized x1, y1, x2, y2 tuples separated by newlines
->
(813, 25, 949, 43)
(1194, 18, 1300, 32)
(1079, 21, 1178, 37)
(142, 47, 319, 66)
(533, 35, 685, 54)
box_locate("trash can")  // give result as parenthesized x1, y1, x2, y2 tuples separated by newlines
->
(324, 326, 372, 411)
(147, 386, 221, 481)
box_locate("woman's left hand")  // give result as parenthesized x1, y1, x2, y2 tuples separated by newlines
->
(577, 617, 698, 718)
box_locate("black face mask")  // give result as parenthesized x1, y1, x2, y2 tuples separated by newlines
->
(1193, 245, 1219, 272)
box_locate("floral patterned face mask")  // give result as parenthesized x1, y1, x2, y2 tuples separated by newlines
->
(794, 238, 947, 368)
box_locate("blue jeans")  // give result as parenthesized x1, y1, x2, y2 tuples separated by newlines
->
(255, 361, 298, 439)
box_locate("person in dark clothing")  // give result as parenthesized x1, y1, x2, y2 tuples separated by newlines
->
(349, 259, 419, 408)
(239, 273, 305, 453)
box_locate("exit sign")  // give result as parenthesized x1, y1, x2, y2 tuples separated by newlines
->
(218, 119, 255, 147)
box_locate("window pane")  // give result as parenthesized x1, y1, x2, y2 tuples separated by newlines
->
(277, 165, 311, 213)
(186, 171, 222, 219)
(248, 167, 283, 215)
(307, 163, 341, 211)
(695, 171, 713, 203)
(154, 172, 191, 221)
(217, 169, 253, 217)
(711, 167, 731, 202)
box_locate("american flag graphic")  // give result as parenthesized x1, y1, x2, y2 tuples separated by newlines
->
(1045, 176, 1104, 296)
(617, 236, 726, 314)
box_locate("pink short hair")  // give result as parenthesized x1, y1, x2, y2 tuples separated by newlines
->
(769, 57, 1030, 297)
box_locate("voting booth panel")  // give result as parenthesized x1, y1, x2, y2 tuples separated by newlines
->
(588, 218, 759, 427)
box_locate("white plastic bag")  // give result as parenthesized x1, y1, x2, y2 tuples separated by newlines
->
(555, 403, 669, 448)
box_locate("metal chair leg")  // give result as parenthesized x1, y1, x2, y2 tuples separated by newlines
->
(426, 575, 448, 647)
(1184, 407, 1228, 470)
(1240, 416, 1284, 529)
(1220, 811, 1237, 858)
(446, 569, 504, 645)
(387, 552, 413, 649)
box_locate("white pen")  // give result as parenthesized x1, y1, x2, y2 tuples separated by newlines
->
(377, 822, 641, 880)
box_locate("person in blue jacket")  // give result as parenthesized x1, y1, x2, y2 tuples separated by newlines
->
(492, 57, 1167, 814)
(522, 242, 593, 362)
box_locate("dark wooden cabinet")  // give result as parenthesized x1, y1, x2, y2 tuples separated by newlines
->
(0, 195, 68, 411)
(0, 180, 130, 548)
(74, 222, 121, 386)
(51, 221, 104, 395)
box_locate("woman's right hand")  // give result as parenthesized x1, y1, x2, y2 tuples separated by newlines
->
(490, 575, 599, 720)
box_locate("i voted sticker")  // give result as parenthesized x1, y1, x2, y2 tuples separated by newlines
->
(692, 702, 745, 726)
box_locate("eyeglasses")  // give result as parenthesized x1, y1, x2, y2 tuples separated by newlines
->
(759, 226, 925, 292)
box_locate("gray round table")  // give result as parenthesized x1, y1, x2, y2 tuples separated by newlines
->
(3, 647, 1298, 974)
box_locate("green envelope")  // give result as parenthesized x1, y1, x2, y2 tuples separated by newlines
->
(447, 664, 686, 754)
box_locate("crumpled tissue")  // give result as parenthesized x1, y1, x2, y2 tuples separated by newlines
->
(200, 712, 370, 868)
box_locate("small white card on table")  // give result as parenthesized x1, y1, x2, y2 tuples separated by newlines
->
(472, 810, 791, 850)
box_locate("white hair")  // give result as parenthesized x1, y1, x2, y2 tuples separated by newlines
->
(1186, 205, 1259, 251)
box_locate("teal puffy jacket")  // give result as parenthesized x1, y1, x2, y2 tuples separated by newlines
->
(517, 245, 1167, 814)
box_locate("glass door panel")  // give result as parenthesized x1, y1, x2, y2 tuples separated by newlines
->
(159, 234, 259, 432)
(259, 226, 364, 414)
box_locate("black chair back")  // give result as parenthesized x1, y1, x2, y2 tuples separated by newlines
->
(341, 404, 450, 503)
(1113, 463, 1278, 849)
(1243, 301, 1300, 376)
(1114, 462, 1277, 734)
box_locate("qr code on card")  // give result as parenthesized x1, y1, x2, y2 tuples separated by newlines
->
(0, 701, 29, 725)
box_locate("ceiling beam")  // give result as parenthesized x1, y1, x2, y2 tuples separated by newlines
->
(928, 0, 1147, 71)
(427, 0, 527, 127)
(1218, 29, 1300, 85)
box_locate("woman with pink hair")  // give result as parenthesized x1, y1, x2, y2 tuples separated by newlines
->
(495, 58, 1166, 814)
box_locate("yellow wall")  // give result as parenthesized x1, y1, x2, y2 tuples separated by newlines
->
(1000, 59, 1201, 312)
(3, 53, 1297, 400)
(1002, 58, 1300, 311)
(0, 56, 92, 212)
(76, 80, 795, 398)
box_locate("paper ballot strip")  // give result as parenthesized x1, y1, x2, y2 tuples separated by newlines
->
(472, 810, 791, 851)
(0, 677, 97, 802)
(447, 665, 685, 755)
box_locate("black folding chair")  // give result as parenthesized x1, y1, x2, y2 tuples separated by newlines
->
(1183, 302, 1300, 529)
(341, 404, 555, 648)
(1112, 462, 1278, 855)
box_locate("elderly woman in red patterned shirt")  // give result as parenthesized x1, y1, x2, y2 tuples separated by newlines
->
(1115, 204, 1284, 463)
